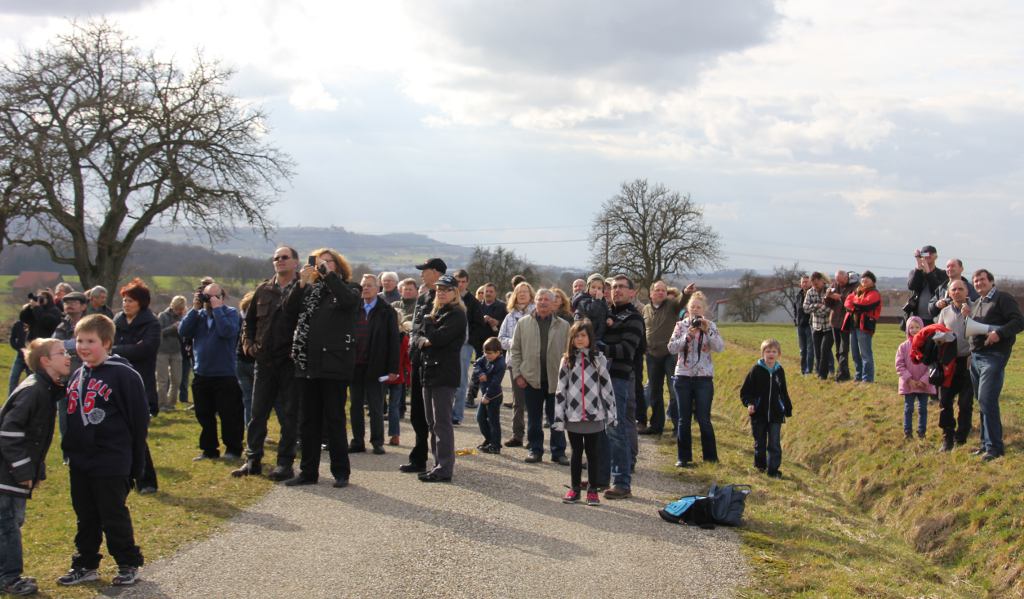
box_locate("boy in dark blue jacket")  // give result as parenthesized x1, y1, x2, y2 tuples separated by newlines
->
(740, 339, 793, 479)
(473, 338, 507, 453)
(58, 315, 148, 588)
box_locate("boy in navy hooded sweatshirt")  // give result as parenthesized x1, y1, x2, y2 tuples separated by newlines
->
(740, 338, 793, 479)
(58, 314, 148, 588)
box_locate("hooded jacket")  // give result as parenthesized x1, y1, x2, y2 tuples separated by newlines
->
(604, 302, 645, 380)
(62, 355, 149, 479)
(553, 349, 617, 430)
(471, 354, 506, 400)
(895, 321, 937, 396)
(910, 323, 957, 388)
(740, 359, 793, 424)
(0, 371, 64, 498)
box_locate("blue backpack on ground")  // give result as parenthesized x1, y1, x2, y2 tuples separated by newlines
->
(659, 482, 751, 529)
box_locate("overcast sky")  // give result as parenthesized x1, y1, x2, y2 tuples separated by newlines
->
(3, 1, 1024, 278)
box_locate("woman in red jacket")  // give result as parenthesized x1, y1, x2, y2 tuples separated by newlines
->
(845, 271, 882, 383)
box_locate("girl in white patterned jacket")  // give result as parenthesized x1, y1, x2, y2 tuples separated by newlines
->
(553, 319, 617, 506)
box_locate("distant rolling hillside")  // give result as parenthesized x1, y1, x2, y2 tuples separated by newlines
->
(142, 226, 476, 270)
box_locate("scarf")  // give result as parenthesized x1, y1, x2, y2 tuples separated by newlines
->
(291, 279, 326, 371)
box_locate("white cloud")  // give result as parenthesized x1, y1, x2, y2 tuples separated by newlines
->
(288, 80, 338, 111)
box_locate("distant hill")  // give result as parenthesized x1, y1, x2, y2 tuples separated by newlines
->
(141, 226, 476, 271)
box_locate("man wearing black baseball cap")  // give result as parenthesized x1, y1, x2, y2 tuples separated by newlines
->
(399, 258, 447, 473)
(907, 244, 947, 326)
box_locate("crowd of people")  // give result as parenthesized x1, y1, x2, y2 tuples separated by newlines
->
(0, 242, 1021, 594)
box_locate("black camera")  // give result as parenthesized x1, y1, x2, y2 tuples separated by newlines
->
(196, 292, 210, 304)
(27, 292, 37, 301)
(691, 315, 704, 328)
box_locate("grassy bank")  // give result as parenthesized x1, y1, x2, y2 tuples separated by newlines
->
(2, 346, 278, 597)
(662, 323, 1021, 597)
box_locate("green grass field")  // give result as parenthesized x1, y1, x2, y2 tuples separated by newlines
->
(665, 323, 1023, 597)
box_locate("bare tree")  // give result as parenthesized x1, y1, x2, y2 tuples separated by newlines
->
(726, 270, 774, 322)
(466, 246, 537, 296)
(0, 21, 293, 294)
(589, 178, 721, 291)
(767, 262, 806, 324)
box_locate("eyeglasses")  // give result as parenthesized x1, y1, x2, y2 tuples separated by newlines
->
(271, 255, 292, 262)
(48, 350, 69, 359)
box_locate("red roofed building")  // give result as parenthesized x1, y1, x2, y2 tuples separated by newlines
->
(11, 271, 64, 298)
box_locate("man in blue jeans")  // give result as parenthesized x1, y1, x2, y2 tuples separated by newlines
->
(967, 269, 1023, 461)
(603, 275, 645, 500)
(640, 281, 695, 435)
(509, 289, 569, 465)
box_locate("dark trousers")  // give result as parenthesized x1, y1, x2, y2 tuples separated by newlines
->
(634, 362, 646, 426)
(298, 378, 350, 481)
(349, 367, 385, 449)
(69, 469, 143, 570)
(797, 323, 814, 374)
(191, 374, 244, 456)
(568, 431, 601, 491)
(751, 420, 782, 475)
(672, 376, 717, 463)
(246, 361, 300, 466)
(525, 385, 566, 458)
(645, 353, 676, 432)
(0, 494, 26, 584)
(408, 365, 429, 467)
(179, 357, 191, 403)
(136, 444, 158, 491)
(833, 327, 851, 381)
(476, 393, 503, 447)
(939, 356, 973, 444)
(814, 329, 834, 380)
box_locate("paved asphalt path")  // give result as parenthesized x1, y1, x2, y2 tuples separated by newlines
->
(109, 405, 748, 598)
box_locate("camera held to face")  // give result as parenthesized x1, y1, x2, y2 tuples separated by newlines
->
(690, 315, 703, 328)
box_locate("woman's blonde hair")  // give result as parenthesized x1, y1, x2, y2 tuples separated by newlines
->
(239, 291, 255, 314)
(432, 286, 466, 316)
(308, 248, 353, 282)
(170, 295, 187, 311)
(506, 281, 535, 313)
(687, 290, 708, 311)
(551, 288, 572, 319)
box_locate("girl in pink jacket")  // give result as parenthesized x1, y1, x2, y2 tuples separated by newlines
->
(895, 316, 936, 439)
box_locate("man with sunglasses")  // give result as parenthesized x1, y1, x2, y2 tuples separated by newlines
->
(232, 247, 303, 481)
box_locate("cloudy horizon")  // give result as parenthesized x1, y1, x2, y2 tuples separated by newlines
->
(3, 1, 1023, 278)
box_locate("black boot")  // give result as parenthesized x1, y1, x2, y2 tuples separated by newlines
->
(938, 433, 954, 453)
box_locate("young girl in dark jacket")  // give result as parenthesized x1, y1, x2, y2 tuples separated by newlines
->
(414, 274, 468, 483)
(740, 338, 793, 479)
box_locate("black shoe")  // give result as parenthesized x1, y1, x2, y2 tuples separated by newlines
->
(477, 442, 491, 450)
(524, 453, 542, 463)
(767, 470, 783, 479)
(504, 438, 523, 448)
(372, 445, 386, 455)
(970, 447, 987, 456)
(638, 427, 662, 435)
(465, 401, 477, 409)
(452, 419, 461, 426)
(231, 461, 262, 478)
(419, 471, 452, 483)
(481, 445, 501, 454)
(2, 576, 38, 596)
(333, 479, 349, 488)
(939, 439, 954, 452)
(111, 566, 139, 586)
(349, 444, 366, 454)
(399, 463, 427, 474)
(268, 466, 294, 482)
(137, 486, 157, 495)
(57, 568, 98, 586)
(192, 453, 218, 462)
(284, 475, 317, 486)
(552, 455, 570, 466)
(981, 452, 1001, 462)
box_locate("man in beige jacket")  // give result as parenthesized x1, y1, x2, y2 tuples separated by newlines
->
(509, 289, 570, 465)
